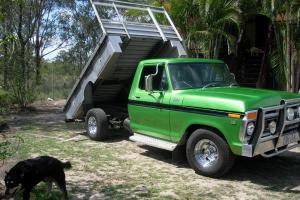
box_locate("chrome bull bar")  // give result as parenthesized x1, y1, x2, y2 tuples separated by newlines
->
(242, 98, 300, 158)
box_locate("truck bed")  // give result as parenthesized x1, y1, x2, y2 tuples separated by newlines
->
(64, 0, 187, 120)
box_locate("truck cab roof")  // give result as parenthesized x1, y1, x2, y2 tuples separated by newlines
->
(140, 58, 224, 65)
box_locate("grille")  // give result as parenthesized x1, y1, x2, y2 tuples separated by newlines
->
(261, 107, 300, 138)
(283, 123, 300, 135)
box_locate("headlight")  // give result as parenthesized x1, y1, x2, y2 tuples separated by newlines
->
(269, 121, 277, 134)
(298, 107, 300, 118)
(246, 122, 255, 136)
(287, 108, 295, 121)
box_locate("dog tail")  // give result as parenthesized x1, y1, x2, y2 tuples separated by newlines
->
(62, 161, 72, 169)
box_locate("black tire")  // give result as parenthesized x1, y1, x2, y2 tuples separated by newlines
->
(85, 108, 109, 141)
(186, 129, 236, 178)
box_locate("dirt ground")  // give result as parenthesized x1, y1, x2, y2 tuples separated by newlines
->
(0, 100, 299, 200)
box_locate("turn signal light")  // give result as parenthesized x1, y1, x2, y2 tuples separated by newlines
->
(246, 112, 257, 120)
(228, 113, 241, 119)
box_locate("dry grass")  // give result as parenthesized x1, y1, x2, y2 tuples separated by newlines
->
(0, 100, 299, 200)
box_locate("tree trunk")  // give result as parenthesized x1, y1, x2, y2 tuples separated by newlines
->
(3, 37, 8, 89)
(3, 18, 9, 89)
(286, 12, 292, 92)
(35, 53, 41, 84)
(294, 61, 300, 92)
(17, 3, 26, 87)
(213, 35, 222, 59)
(297, 64, 300, 93)
(35, 11, 42, 85)
(256, 24, 273, 88)
(20, 42, 26, 88)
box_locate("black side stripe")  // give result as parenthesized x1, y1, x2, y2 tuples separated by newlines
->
(128, 100, 244, 118)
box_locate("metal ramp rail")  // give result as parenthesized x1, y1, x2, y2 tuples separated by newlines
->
(92, 0, 182, 41)
(64, 0, 187, 120)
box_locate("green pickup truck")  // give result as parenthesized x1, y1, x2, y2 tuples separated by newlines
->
(84, 58, 300, 177)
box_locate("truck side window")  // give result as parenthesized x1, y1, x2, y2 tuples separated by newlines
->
(139, 65, 167, 91)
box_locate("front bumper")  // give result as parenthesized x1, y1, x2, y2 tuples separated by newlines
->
(242, 98, 300, 158)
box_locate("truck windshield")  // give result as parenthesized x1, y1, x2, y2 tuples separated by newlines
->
(168, 62, 237, 90)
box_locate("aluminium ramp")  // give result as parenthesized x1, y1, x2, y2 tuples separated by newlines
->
(64, 0, 187, 120)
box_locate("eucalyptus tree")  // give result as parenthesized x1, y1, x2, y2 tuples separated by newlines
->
(0, 0, 17, 89)
(0, 0, 69, 107)
(34, 0, 63, 84)
(53, 0, 100, 82)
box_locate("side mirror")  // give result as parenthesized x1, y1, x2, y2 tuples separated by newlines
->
(230, 73, 236, 80)
(145, 75, 153, 92)
(144, 64, 160, 93)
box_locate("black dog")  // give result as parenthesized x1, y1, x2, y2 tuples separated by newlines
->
(4, 156, 71, 200)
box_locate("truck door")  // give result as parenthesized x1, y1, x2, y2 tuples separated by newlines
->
(129, 64, 171, 140)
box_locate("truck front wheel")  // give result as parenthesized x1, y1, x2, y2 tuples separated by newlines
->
(85, 108, 109, 141)
(186, 129, 236, 177)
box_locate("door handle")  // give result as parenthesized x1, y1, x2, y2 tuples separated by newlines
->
(135, 96, 141, 99)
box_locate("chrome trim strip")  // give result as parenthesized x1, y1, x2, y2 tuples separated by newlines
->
(265, 112, 279, 119)
(285, 118, 300, 125)
(129, 133, 177, 151)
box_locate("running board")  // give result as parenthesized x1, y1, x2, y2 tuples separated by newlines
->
(129, 133, 177, 151)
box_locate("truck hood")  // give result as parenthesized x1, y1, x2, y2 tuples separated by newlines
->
(177, 87, 300, 113)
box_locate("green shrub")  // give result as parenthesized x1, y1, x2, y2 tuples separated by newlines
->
(0, 135, 24, 161)
(0, 89, 10, 113)
(0, 89, 9, 104)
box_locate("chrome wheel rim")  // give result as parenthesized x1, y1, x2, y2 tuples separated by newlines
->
(88, 116, 97, 136)
(194, 139, 219, 168)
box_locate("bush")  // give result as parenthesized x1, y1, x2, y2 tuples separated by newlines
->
(0, 135, 24, 162)
(0, 89, 10, 113)
(0, 89, 9, 104)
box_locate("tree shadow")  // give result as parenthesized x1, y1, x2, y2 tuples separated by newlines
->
(26, 180, 152, 200)
(69, 129, 131, 144)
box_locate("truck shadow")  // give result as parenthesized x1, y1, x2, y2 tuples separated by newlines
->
(139, 145, 189, 168)
(140, 145, 300, 194)
(102, 130, 132, 143)
(225, 151, 300, 194)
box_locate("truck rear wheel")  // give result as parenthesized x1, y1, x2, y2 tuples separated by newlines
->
(85, 108, 109, 141)
(186, 129, 236, 177)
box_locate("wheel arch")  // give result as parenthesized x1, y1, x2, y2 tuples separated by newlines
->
(178, 124, 228, 146)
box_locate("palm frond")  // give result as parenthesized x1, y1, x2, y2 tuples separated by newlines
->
(270, 49, 288, 84)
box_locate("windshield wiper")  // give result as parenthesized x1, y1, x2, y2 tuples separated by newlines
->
(202, 82, 222, 89)
(202, 82, 238, 89)
(229, 83, 239, 87)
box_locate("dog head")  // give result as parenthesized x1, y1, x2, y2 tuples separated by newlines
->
(4, 168, 24, 198)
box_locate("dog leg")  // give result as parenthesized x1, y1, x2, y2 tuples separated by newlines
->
(56, 180, 68, 200)
(45, 181, 53, 199)
(54, 172, 68, 200)
(22, 188, 32, 200)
